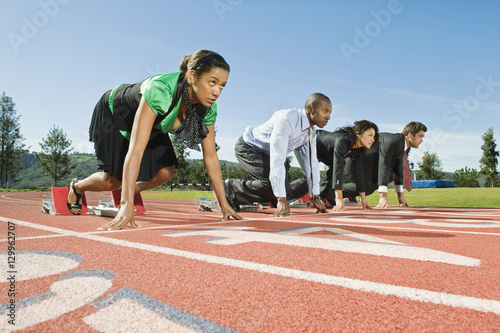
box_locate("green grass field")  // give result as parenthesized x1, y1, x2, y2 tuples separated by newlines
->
(142, 187, 500, 208)
(364, 187, 500, 208)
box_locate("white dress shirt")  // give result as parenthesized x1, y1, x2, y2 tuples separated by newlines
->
(242, 108, 320, 198)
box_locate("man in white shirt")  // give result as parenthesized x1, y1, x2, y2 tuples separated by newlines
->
(224, 93, 332, 217)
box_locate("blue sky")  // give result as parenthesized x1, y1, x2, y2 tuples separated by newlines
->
(1, 0, 499, 172)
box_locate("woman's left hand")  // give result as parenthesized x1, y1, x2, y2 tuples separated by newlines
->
(97, 202, 140, 231)
(221, 203, 243, 220)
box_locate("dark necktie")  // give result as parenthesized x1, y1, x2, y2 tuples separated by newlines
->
(403, 149, 413, 191)
(309, 127, 314, 188)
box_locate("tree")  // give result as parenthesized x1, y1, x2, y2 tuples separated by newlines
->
(479, 127, 499, 188)
(221, 163, 252, 180)
(417, 151, 443, 180)
(453, 166, 480, 187)
(285, 156, 292, 174)
(186, 160, 209, 185)
(289, 167, 305, 182)
(169, 134, 190, 186)
(0, 92, 28, 187)
(34, 126, 75, 186)
(484, 175, 500, 188)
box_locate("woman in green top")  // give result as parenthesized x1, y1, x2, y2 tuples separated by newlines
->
(67, 50, 243, 230)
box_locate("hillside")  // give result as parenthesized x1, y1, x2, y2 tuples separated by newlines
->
(4, 153, 485, 190)
(9, 153, 101, 189)
(6, 153, 253, 189)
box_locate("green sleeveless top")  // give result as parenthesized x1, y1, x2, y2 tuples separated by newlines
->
(108, 72, 217, 139)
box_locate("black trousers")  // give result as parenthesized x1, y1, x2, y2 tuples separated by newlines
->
(343, 153, 379, 198)
(293, 154, 379, 204)
(317, 169, 365, 203)
(230, 137, 306, 205)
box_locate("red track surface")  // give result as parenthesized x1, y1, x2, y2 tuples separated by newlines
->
(1, 191, 499, 332)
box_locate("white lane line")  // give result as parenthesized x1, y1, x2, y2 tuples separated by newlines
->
(0, 234, 69, 241)
(0, 195, 40, 204)
(271, 219, 500, 236)
(1, 217, 499, 314)
(2, 212, 498, 241)
(143, 210, 221, 218)
(0, 218, 239, 241)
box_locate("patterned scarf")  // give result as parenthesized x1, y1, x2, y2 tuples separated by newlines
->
(175, 85, 209, 151)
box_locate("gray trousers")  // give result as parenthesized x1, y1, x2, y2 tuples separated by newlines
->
(231, 137, 306, 205)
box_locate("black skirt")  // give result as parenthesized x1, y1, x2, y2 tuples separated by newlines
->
(89, 91, 178, 181)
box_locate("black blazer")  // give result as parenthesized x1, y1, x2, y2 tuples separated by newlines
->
(316, 130, 365, 192)
(375, 132, 407, 186)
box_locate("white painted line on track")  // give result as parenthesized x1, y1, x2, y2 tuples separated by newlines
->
(0, 195, 40, 204)
(144, 210, 221, 218)
(0, 218, 238, 241)
(1, 216, 499, 315)
(0, 234, 69, 242)
(270, 218, 500, 236)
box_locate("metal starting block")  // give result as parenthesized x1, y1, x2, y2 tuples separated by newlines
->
(87, 200, 120, 218)
(198, 198, 258, 212)
(42, 199, 58, 215)
(289, 199, 312, 208)
(87, 206, 119, 218)
(239, 205, 258, 212)
(198, 198, 221, 212)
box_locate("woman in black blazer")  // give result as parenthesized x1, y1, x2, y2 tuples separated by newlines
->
(316, 120, 378, 211)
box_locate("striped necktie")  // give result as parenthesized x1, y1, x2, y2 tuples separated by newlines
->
(309, 127, 314, 188)
(403, 149, 413, 192)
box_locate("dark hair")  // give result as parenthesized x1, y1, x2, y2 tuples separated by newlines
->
(305, 93, 330, 110)
(334, 120, 379, 153)
(403, 121, 427, 136)
(179, 50, 230, 83)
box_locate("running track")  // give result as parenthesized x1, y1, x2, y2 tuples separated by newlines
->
(0, 191, 499, 332)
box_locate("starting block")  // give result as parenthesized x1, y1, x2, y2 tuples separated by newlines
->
(87, 200, 119, 218)
(42, 187, 89, 216)
(289, 198, 312, 208)
(300, 193, 311, 203)
(42, 199, 55, 214)
(42, 188, 145, 216)
(87, 190, 145, 217)
(298, 194, 334, 208)
(111, 189, 146, 215)
(239, 205, 258, 212)
(205, 194, 259, 213)
(198, 198, 221, 212)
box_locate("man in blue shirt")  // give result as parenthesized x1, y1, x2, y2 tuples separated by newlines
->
(223, 93, 332, 217)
